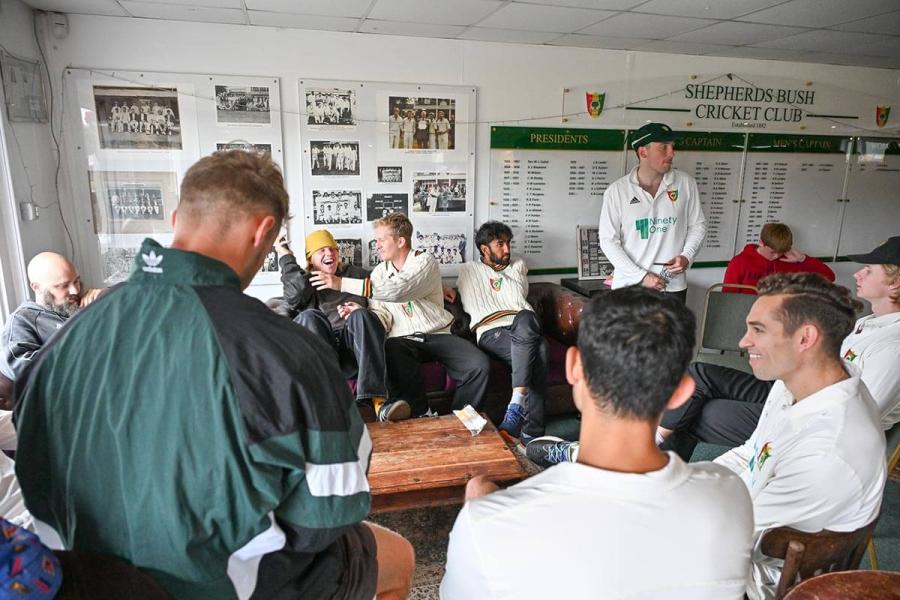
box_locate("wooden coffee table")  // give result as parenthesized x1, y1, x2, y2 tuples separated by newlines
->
(366, 414, 528, 513)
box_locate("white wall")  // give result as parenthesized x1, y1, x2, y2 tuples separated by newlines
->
(35, 14, 898, 307)
(0, 0, 69, 299)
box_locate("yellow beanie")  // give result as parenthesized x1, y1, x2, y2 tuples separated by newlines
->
(305, 229, 337, 257)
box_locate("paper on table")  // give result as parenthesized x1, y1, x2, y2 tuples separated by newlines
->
(453, 405, 486, 436)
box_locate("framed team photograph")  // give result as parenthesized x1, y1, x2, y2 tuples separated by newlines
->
(310, 141, 360, 176)
(93, 85, 181, 150)
(89, 170, 179, 234)
(313, 190, 362, 225)
(412, 172, 467, 213)
(305, 88, 356, 127)
(98, 233, 173, 286)
(387, 96, 456, 150)
(367, 239, 383, 268)
(336, 238, 363, 267)
(259, 249, 279, 273)
(414, 230, 467, 265)
(366, 193, 408, 221)
(216, 142, 272, 154)
(215, 85, 271, 125)
(377, 166, 403, 183)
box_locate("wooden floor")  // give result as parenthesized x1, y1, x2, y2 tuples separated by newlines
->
(367, 415, 527, 513)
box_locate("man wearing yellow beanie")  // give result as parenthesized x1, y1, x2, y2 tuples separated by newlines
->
(276, 229, 404, 422)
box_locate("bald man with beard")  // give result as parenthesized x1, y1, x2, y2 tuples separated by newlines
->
(0, 252, 103, 384)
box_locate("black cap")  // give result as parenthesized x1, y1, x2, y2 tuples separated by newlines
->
(847, 236, 900, 267)
(630, 122, 676, 149)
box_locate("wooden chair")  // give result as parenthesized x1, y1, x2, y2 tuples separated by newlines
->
(866, 423, 900, 570)
(783, 570, 900, 599)
(694, 283, 757, 374)
(760, 518, 881, 600)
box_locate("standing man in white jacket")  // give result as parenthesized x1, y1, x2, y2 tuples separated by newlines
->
(599, 122, 706, 302)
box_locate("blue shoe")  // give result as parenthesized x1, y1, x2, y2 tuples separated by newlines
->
(498, 403, 526, 438)
(519, 432, 537, 446)
(525, 436, 579, 468)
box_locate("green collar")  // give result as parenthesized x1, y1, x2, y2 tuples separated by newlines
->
(128, 238, 242, 289)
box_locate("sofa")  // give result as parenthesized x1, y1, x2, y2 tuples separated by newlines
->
(405, 281, 587, 424)
(267, 281, 589, 425)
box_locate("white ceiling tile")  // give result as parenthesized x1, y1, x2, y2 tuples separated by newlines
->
(548, 33, 651, 49)
(632, 0, 786, 20)
(634, 40, 735, 55)
(577, 12, 716, 38)
(119, 0, 244, 7)
(244, 0, 373, 18)
(753, 30, 900, 57)
(22, 0, 129, 16)
(737, 0, 898, 28)
(477, 3, 616, 33)
(669, 22, 808, 46)
(512, 0, 645, 9)
(458, 27, 564, 44)
(118, 3, 247, 24)
(368, 0, 504, 26)
(710, 47, 814, 62)
(831, 10, 900, 36)
(358, 19, 467, 38)
(248, 11, 360, 32)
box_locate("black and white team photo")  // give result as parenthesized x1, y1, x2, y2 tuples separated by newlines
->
(216, 142, 272, 155)
(93, 85, 181, 150)
(310, 141, 360, 176)
(377, 166, 403, 183)
(305, 88, 356, 126)
(313, 190, 362, 225)
(106, 184, 166, 221)
(215, 85, 271, 125)
(415, 231, 467, 265)
(336, 239, 363, 267)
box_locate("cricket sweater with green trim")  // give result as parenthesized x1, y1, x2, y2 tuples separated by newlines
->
(456, 257, 533, 343)
(14, 239, 371, 600)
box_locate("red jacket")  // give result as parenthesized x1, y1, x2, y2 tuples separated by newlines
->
(723, 244, 835, 293)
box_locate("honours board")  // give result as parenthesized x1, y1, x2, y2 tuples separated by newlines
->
(489, 127, 625, 272)
(492, 126, 899, 275)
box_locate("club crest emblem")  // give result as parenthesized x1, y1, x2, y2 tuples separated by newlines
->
(490, 277, 503, 292)
(843, 348, 857, 362)
(876, 105, 891, 128)
(403, 301, 414, 317)
(666, 190, 678, 203)
(753, 442, 772, 472)
(586, 92, 605, 118)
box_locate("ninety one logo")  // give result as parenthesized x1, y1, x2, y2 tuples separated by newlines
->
(141, 250, 164, 274)
(635, 216, 677, 240)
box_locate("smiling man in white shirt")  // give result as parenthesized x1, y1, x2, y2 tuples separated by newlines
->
(713, 272, 885, 600)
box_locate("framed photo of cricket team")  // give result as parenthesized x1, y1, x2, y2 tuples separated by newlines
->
(62, 69, 284, 288)
(298, 79, 476, 276)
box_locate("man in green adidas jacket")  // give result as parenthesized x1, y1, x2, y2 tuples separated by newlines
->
(14, 151, 413, 600)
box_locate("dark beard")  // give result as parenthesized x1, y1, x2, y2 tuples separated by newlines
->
(488, 249, 510, 267)
(41, 290, 81, 318)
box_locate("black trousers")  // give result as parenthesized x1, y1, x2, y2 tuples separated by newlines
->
(385, 333, 490, 416)
(295, 308, 387, 400)
(478, 311, 548, 438)
(659, 361, 773, 460)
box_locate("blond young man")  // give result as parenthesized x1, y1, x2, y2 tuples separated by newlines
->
(315, 213, 489, 418)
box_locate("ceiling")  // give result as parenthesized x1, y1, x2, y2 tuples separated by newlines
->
(20, 0, 900, 70)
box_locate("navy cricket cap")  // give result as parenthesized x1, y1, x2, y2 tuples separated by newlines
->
(630, 123, 675, 149)
(847, 236, 900, 267)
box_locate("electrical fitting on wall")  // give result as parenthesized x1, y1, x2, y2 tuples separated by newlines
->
(19, 201, 39, 221)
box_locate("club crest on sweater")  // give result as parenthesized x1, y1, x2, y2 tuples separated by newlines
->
(667, 189, 678, 203)
(490, 277, 503, 292)
(751, 442, 772, 473)
(843, 348, 858, 362)
(402, 301, 414, 317)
